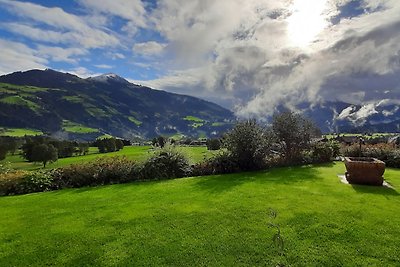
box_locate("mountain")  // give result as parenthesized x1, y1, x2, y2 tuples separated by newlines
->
(300, 100, 400, 133)
(0, 69, 235, 140)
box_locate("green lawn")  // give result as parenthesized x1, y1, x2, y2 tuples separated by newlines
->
(0, 128, 43, 137)
(0, 162, 399, 266)
(1, 146, 213, 170)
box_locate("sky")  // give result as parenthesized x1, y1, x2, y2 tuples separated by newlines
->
(0, 0, 400, 117)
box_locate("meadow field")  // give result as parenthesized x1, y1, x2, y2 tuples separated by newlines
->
(1, 146, 214, 171)
(0, 162, 399, 266)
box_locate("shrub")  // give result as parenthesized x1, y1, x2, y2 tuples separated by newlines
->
(341, 143, 400, 168)
(0, 170, 53, 195)
(192, 150, 239, 176)
(140, 146, 190, 180)
(53, 156, 138, 187)
(385, 150, 400, 168)
(206, 138, 221, 150)
(272, 111, 320, 163)
(310, 141, 339, 163)
(0, 170, 28, 196)
(223, 119, 274, 171)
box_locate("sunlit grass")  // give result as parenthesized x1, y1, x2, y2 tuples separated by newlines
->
(0, 162, 399, 266)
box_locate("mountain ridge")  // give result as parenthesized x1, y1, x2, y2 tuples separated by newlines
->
(0, 69, 235, 140)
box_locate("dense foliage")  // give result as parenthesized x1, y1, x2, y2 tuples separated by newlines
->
(141, 146, 191, 180)
(341, 143, 400, 168)
(272, 111, 320, 163)
(206, 138, 221, 150)
(223, 119, 274, 171)
(94, 137, 124, 153)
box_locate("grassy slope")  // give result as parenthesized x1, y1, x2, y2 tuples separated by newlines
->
(1, 146, 212, 170)
(0, 162, 399, 266)
(0, 128, 43, 137)
(62, 120, 99, 134)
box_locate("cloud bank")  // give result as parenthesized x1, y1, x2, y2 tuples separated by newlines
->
(0, 0, 399, 118)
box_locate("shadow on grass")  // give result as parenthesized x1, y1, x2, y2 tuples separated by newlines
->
(350, 184, 399, 196)
(193, 163, 329, 193)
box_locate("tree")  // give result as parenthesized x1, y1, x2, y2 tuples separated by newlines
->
(115, 139, 124, 151)
(78, 143, 89, 155)
(0, 144, 7, 160)
(206, 138, 221, 150)
(224, 119, 274, 170)
(105, 138, 116, 152)
(272, 111, 319, 162)
(157, 136, 166, 148)
(31, 144, 58, 168)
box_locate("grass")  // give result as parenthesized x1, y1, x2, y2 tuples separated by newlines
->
(62, 120, 99, 134)
(0, 128, 43, 137)
(0, 162, 399, 266)
(211, 122, 227, 126)
(184, 115, 205, 122)
(0, 95, 40, 111)
(1, 146, 213, 171)
(62, 95, 84, 103)
(0, 83, 50, 93)
(128, 116, 142, 126)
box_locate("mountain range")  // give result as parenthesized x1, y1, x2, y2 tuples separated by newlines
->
(0, 69, 398, 140)
(0, 69, 234, 140)
(301, 100, 400, 133)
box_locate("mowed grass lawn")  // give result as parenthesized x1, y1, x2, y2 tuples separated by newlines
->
(1, 162, 399, 266)
(2, 146, 213, 170)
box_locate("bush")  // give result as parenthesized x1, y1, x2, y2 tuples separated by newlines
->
(192, 150, 239, 176)
(53, 156, 138, 188)
(0, 170, 28, 196)
(223, 119, 273, 171)
(272, 111, 320, 163)
(385, 150, 400, 168)
(140, 147, 190, 180)
(310, 141, 339, 163)
(0, 170, 53, 195)
(341, 143, 400, 168)
(206, 138, 221, 150)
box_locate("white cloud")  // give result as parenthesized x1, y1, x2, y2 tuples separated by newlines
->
(0, 39, 47, 75)
(78, 0, 147, 30)
(0, 0, 119, 49)
(94, 64, 114, 69)
(139, 0, 400, 118)
(37, 45, 88, 64)
(133, 41, 167, 56)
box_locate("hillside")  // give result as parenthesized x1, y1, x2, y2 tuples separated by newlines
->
(0, 69, 234, 139)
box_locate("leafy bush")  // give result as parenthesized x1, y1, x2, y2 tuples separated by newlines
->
(192, 150, 239, 176)
(0, 170, 53, 195)
(272, 111, 320, 163)
(341, 143, 400, 168)
(310, 141, 339, 163)
(223, 119, 274, 171)
(206, 138, 221, 150)
(0, 170, 28, 196)
(385, 150, 400, 168)
(53, 156, 138, 188)
(140, 147, 191, 180)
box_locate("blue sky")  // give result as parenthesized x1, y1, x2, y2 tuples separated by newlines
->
(0, 0, 399, 117)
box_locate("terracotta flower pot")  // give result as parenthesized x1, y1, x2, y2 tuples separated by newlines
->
(344, 157, 385, 186)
